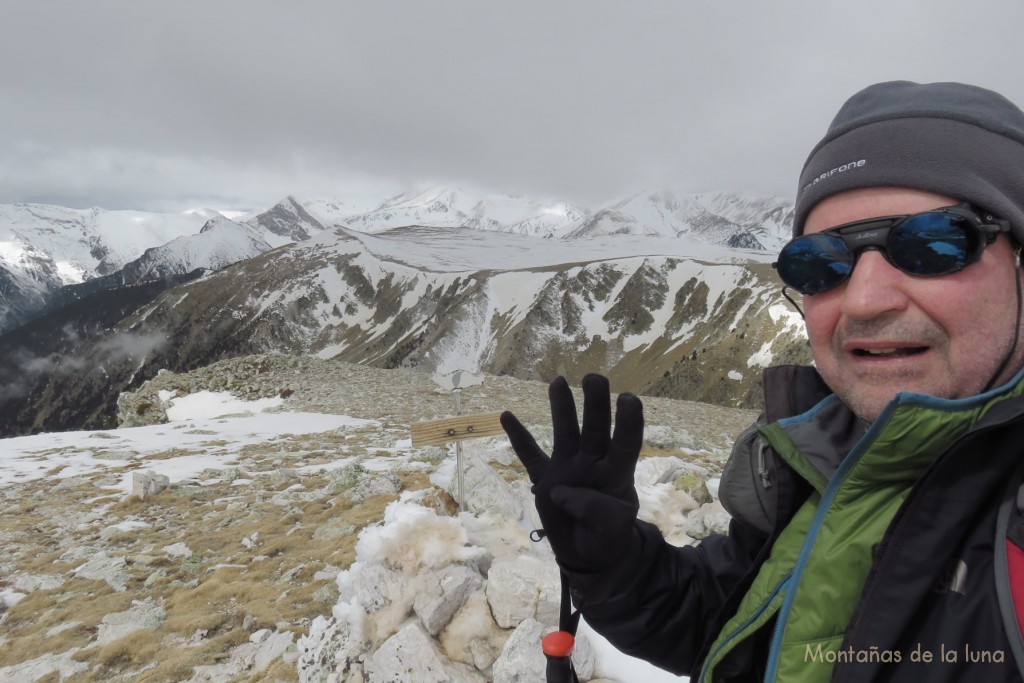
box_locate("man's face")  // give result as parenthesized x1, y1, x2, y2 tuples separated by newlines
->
(802, 187, 1024, 423)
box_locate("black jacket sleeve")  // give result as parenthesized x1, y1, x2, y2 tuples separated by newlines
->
(566, 515, 770, 675)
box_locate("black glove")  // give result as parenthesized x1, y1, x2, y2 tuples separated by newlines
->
(500, 373, 644, 573)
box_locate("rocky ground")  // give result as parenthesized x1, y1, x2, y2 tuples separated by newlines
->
(0, 355, 757, 682)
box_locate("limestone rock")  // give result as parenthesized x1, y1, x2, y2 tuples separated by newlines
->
(328, 461, 402, 501)
(341, 562, 405, 614)
(466, 438, 515, 467)
(187, 629, 295, 681)
(0, 650, 88, 682)
(490, 618, 546, 683)
(12, 573, 63, 593)
(485, 617, 596, 682)
(485, 555, 560, 629)
(439, 589, 508, 672)
(116, 384, 171, 427)
(297, 614, 368, 683)
(97, 598, 166, 646)
(352, 472, 402, 502)
(570, 630, 596, 680)
(72, 551, 131, 592)
(312, 518, 356, 541)
(441, 451, 523, 520)
(0, 589, 25, 611)
(250, 630, 295, 674)
(364, 622, 486, 683)
(644, 424, 701, 450)
(675, 471, 713, 505)
(413, 564, 483, 635)
(635, 455, 706, 487)
(132, 470, 170, 500)
(162, 542, 193, 558)
(683, 499, 732, 539)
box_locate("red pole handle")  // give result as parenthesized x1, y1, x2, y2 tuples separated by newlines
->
(542, 631, 577, 683)
(542, 631, 575, 657)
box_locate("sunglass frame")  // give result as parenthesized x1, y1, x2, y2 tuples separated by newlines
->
(774, 203, 1011, 295)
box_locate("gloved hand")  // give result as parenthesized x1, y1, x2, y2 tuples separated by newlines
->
(500, 373, 644, 573)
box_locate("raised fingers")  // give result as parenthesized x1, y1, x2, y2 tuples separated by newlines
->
(580, 373, 611, 457)
(610, 392, 644, 477)
(500, 411, 549, 484)
(548, 376, 580, 460)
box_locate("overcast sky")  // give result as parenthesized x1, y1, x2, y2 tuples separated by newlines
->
(2, 1, 1023, 213)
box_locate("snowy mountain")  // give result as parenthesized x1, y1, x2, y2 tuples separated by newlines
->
(115, 197, 326, 285)
(0, 189, 794, 335)
(0, 204, 210, 284)
(0, 206, 195, 330)
(0, 188, 794, 301)
(0, 218, 810, 436)
(314, 186, 795, 248)
(0, 187, 807, 436)
(564, 191, 793, 250)
(327, 186, 592, 237)
(0, 198, 327, 332)
(242, 195, 328, 246)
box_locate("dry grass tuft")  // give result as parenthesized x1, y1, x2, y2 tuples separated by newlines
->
(92, 630, 163, 668)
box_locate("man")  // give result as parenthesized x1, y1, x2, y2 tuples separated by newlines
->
(501, 81, 1024, 681)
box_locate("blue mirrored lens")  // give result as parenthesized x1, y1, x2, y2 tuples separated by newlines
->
(888, 213, 972, 276)
(778, 233, 853, 295)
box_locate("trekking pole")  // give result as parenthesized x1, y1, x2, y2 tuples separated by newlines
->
(542, 630, 578, 683)
(528, 530, 581, 682)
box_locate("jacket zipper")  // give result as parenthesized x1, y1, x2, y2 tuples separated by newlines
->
(760, 404, 896, 682)
(698, 574, 792, 683)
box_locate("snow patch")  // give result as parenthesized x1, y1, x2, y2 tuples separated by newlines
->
(747, 341, 774, 368)
(164, 391, 283, 421)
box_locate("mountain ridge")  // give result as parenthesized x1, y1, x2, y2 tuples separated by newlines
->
(1, 187, 794, 316)
(0, 188, 810, 438)
(0, 222, 810, 437)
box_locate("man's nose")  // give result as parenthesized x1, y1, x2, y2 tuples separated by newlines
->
(839, 249, 911, 319)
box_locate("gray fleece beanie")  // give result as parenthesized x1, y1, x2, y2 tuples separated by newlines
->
(794, 81, 1024, 241)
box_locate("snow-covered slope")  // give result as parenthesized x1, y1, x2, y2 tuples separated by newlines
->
(0, 198, 331, 332)
(0, 188, 794, 300)
(115, 218, 275, 283)
(0, 188, 806, 436)
(0, 204, 210, 285)
(332, 187, 592, 237)
(0, 218, 808, 435)
(328, 186, 794, 250)
(564, 191, 793, 250)
(0, 204, 217, 331)
(242, 195, 327, 247)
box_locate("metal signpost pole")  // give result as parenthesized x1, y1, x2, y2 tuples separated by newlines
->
(417, 370, 490, 515)
(453, 386, 465, 511)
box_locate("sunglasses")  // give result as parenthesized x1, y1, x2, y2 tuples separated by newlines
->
(773, 203, 1011, 295)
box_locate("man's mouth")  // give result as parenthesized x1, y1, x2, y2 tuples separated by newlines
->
(853, 347, 928, 358)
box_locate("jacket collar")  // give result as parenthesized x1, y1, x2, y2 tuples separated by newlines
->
(766, 364, 1024, 490)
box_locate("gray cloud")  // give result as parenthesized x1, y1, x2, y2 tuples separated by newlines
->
(0, 328, 167, 404)
(2, 0, 1023, 212)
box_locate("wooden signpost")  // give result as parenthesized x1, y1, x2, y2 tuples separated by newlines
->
(412, 370, 497, 511)
(410, 412, 505, 448)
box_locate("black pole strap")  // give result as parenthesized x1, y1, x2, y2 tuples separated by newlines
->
(532, 528, 580, 683)
(559, 569, 581, 636)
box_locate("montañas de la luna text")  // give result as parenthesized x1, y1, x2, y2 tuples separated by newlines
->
(805, 643, 1006, 665)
